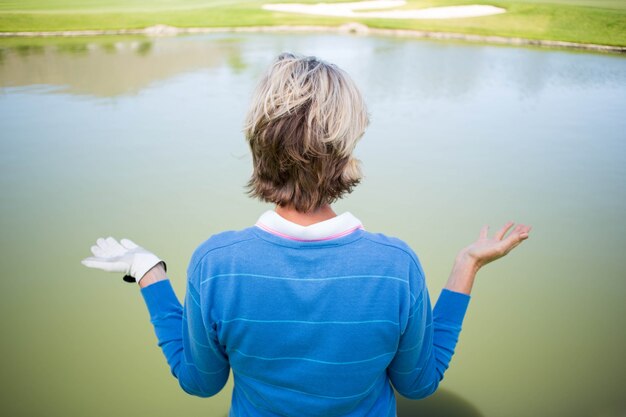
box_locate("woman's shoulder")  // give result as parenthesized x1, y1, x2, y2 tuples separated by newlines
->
(359, 230, 421, 265)
(188, 227, 258, 270)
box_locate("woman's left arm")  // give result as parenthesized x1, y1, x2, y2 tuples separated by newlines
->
(82, 237, 230, 397)
(138, 263, 168, 287)
(140, 264, 230, 397)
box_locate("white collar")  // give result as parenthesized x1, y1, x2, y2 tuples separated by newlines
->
(255, 210, 363, 242)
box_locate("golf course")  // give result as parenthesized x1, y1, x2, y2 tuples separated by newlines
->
(0, 0, 625, 48)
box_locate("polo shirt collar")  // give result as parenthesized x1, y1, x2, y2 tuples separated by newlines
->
(255, 210, 363, 242)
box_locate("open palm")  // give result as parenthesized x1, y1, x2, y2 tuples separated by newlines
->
(463, 222, 532, 268)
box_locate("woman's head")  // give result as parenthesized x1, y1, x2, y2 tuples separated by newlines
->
(243, 52, 370, 213)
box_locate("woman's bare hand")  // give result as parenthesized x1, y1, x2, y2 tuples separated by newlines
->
(445, 222, 532, 295)
(461, 222, 532, 269)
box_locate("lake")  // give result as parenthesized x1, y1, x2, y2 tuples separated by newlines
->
(0, 32, 625, 417)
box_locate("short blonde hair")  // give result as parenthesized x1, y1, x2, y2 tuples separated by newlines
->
(243, 52, 370, 213)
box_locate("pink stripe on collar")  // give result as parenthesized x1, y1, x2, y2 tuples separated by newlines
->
(256, 222, 363, 242)
(254, 210, 364, 242)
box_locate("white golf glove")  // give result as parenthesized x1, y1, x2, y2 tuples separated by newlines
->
(81, 237, 166, 283)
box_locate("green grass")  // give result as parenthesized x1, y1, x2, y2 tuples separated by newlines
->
(0, 0, 625, 47)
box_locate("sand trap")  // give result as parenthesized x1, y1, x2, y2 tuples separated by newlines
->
(262, 1, 506, 19)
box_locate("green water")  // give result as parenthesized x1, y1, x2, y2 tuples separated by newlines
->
(1, 33, 625, 417)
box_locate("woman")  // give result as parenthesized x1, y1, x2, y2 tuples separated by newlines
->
(82, 52, 531, 416)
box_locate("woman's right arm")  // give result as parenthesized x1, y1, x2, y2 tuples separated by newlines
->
(388, 222, 531, 399)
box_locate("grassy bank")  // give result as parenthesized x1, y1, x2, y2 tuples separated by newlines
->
(0, 0, 625, 47)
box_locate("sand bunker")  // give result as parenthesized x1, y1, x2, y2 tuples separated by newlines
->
(262, 1, 506, 19)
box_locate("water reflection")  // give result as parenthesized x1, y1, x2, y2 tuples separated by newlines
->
(13, 44, 46, 57)
(2, 34, 625, 101)
(56, 42, 89, 55)
(0, 35, 247, 97)
(136, 40, 152, 56)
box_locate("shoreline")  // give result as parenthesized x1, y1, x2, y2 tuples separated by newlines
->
(1, 23, 625, 54)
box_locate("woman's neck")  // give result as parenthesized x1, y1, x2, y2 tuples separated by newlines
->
(274, 204, 337, 226)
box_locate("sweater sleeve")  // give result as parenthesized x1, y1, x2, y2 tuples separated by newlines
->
(140, 278, 230, 397)
(387, 259, 470, 399)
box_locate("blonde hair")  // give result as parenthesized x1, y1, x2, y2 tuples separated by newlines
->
(243, 52, 370, 213)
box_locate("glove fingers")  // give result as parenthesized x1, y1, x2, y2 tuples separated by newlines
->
(90, 245, 106, 257)
(81, 258, 129, 273)
(105, 236, 124, 251)
(96, 237, 108, 250)
(120, 238, 139, 250)
(94, 237, 120, 256)
(81, 257, 116, 271)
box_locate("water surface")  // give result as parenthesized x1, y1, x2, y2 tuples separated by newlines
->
(1, 33, 625, 417)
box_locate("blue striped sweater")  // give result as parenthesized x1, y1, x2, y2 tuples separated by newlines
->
(141, 224, 470, 416)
